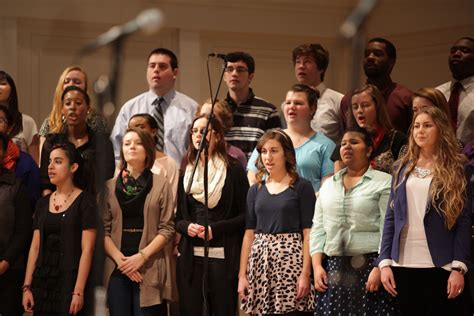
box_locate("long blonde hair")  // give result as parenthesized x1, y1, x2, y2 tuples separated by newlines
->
(393, 106, 467, 229)
(49, 66, 89, 133)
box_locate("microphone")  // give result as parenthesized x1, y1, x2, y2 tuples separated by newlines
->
(208, 53, 227, 60)
(340, 0, 378, 39)
(79, 8, 164, 55)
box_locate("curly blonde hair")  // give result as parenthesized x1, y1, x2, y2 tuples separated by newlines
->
(393, 106, 467, 229)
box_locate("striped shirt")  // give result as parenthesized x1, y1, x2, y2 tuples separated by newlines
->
(225, 89, 282, 159)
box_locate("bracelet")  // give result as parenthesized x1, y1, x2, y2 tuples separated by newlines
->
(72, 292, 82, 296)
(22, 284, 32, 293)
(139, 250, 148, 262)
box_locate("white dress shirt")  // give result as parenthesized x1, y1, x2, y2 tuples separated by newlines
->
(437, 75, 474, 145)
(110, 89, 198, 165)
(310, 82, 344, 144)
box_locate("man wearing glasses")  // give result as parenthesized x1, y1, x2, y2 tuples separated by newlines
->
(223, 51, 281, 160)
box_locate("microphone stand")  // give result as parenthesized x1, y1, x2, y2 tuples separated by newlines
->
(185, 55, 227, 316)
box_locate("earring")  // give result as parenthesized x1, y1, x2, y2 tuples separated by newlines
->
(61, 114, 66, 123)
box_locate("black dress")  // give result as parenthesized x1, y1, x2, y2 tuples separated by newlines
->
(32, 192, 97, 316)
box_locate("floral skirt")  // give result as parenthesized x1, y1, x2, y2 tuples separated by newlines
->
(241, 233, 315, 315)
(315, 253, 399, 316)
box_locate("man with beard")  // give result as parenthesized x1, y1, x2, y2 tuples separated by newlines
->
(340, 38, 413, 135)
(436, 37, 474, 145)
(293, 43, 344, 143)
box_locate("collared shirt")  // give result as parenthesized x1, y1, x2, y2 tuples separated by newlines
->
(437, 75, 474, 145)
(225, 88, 282, 159)
(310, 166, 391, 257)
(311, 82, 344, 144)
(110, 89, 198, 165)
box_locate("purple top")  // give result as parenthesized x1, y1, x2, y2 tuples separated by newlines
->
(227, 144, 247, 169)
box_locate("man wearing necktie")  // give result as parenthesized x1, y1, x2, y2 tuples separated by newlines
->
(111, 48, 198, 166)
(436, 37, 474, 145)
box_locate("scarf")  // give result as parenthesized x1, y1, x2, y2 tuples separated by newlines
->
(120, 168, 149, 197)
(183, 156, 227, 209)
(2, 139, 20, 171)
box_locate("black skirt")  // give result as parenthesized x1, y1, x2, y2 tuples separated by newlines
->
(32, 234, 80, 316)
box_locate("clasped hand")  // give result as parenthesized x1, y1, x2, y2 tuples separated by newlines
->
(187, 223, 213, 240)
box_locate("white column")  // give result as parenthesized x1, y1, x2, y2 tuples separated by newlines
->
(177, 29, 201, 102)
(0, 18, 18, 76)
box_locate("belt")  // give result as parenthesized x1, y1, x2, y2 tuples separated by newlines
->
(123, 228, 143, 233)
(193, 246, 225, 259)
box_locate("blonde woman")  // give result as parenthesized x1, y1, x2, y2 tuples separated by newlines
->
(378, 106, 471, 315)
(39, 66, 107, 161)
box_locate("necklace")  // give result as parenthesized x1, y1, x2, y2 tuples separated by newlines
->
(413, 166, 432, 178)
(53, 188, 75, 211)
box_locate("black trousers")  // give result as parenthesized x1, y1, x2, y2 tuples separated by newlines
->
(177, 256, 237, 316)
(0, 268, 25, 316)
(392, 267, 471, 316)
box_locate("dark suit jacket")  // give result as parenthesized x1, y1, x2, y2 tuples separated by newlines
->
(377, 163, 472, 268)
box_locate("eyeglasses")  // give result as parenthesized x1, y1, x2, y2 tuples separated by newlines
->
(0, 118, 8, 125)
(190, 127, 214, 135)
(224, 66, 249, 74)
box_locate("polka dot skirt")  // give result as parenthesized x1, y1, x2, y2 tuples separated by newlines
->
(315, 253, 399, 316)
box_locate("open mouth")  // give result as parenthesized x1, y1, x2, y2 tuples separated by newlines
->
(342, 151, 353, 158)
(67, 113, 78, 121)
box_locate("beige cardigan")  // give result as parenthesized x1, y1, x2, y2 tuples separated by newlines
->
(103, 172, 177, 307)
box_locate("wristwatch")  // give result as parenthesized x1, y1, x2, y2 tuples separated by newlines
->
(452, 266, 467, 275)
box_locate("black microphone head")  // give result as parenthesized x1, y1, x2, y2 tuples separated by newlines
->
(208, 53, 227, 60)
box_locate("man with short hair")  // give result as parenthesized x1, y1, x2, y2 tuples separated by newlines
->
(341, 38, 413, 135)
(111, 48, 198, 165)
(293, 43, 344, 143)
(436, 37, 474, 145)
(223, 51, 281, 159)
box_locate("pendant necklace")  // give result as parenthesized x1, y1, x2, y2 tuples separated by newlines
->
(53, 188, 75, 211)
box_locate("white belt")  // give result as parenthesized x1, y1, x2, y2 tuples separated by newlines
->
(193, 246, 225, 259)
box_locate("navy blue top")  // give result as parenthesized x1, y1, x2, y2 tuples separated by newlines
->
(246, 178, 316, 234)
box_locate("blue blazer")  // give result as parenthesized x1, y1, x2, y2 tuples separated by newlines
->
(377, 163, 472, 268)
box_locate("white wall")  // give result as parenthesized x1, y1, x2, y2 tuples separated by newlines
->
(0, 0, 473, 126)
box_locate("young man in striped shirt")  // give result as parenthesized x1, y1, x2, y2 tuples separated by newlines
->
(223, 51, 282, 160)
